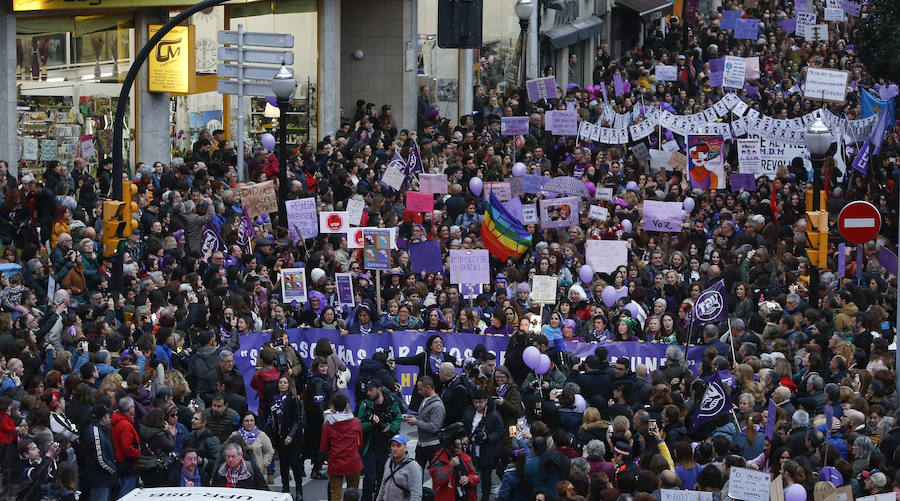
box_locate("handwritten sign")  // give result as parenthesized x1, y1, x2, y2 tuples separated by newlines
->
(738, 138, 762, 174)
(280, 268, 308, 304)
(655, 65, 677, 82)
(723, 56, 746, 89)
(449, 249, 490, 285)
(346, 197, 365, 226)
(522, 204, 538, 224)
(824, 7, 844, 21)
(240, 180, 277, 218)
(734, 17, 759, 39)
(381, 164, 405, 190)
(483, 182, 512, 201)
(546, 110, 578, 136)
(588, 205, 609, 221)
(796, 12, 816, 38)
(631, 143, 651, 163)
(418, 173, 448, 194)
(525, 77, 558, 101)
(643, 201, 684, 232)
(728, 467, 771, 501)
(501, 116, 530, 136)
(661, 490, 713, 501)
(804, 68, 849, 102)
(531, 275, 558, 305)
(585, 240, 628, 274)
(286, 197, 318, 241)
(596, 187, 614, 201)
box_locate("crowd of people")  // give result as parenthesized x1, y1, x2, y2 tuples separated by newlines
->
(0, 0, 896, 501)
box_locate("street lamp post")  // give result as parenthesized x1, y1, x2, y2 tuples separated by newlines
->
(514, 0, 535, 116)
(271, 64, 296, 229)
(803, 116, 832, 302)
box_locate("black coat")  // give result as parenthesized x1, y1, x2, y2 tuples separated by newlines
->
(166, 464, 210, 487)
(271, 393, 304, 443)
(183, 428, 222, 476)
(211, 459, 269, 490)
(441, 376, 473, 427)
(567, 370, 612, 408)
(395, 351, 458, 411)
(461, 405, 505, 466)
(80, 421, 118, 488)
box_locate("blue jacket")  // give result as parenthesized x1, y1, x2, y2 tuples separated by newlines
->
(81, 421, 118, 487)
(497, 468, 531, 501)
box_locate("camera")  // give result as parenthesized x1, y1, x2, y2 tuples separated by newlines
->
(272, 338, 284, 348)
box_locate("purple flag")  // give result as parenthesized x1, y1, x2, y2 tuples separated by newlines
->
(238, 206, 255, 250)
(613, 73, 624, 96)
(503, 196, 525, 224)
(778, 18, 796, 34)
(851, 137, 872, 176)
(600, 82, 609, 104)
(402, 141, 422, 189)
(766, 398, 776, 440)
(879, 245, 898, 277)
(693, 280, 729, 324)
(795, 0, 810, 12)
(721, 10, 741, 30)
(837, 243, 846, 278)
(731, 173, 757, 191)
(825, 402, 834, 438)
(693, 372, 729, 426)
(201, 220, 226, 260)
(409, 240, 443, 274)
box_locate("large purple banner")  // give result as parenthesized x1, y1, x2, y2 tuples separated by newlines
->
(235, 329, 707, 411)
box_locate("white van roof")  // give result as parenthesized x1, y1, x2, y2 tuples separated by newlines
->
(117, 487, 293, 501)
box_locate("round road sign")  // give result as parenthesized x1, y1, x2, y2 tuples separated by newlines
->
(837, 201, 881, 244)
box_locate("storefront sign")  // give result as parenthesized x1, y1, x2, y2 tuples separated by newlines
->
(148, 24, 194, 94)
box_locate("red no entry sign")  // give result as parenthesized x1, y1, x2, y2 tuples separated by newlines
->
(837, 201, 881, 244)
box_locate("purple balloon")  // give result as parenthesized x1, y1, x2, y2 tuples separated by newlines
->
(512, 162, 527, 177)
(469, 177, 483, 197)
(784, 484, 807, 501)
(601, 285, 618, 307)
(523, 346, 541, 370)
(621, 219, 633, 232)
(579, 264, 594, 284)
(683, 197, 696, 213)
(574, 394, 587, 412)
(261, 133, 276, 152)
(625, 302, 642, 319)
(584, 182, 596, 198)
(625, 181, 639, 192)
(536, 354, 551, 375)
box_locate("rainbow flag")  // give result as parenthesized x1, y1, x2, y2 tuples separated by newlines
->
(481, 192, 532, 261)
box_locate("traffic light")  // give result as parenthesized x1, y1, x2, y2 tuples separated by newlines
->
(437, 0, 483, 48)
(101, 181, 140, 257)
(805, 210, 828, 269)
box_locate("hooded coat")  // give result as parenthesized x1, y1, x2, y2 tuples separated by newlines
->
(320, 411, 363, 476)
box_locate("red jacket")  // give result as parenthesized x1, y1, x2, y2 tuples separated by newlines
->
(0, 412, 14, 445)
(250, 367, 282, 399)
(111, 411, 140, 468)
(320, 411, 363, 476)
(430, 448, 479, 501)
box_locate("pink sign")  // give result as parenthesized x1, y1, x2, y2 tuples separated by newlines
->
(406, 191, 434, 211)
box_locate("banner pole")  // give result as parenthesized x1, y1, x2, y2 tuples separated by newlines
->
(376, 270, 382, 316)
(729, 317, 737, 362)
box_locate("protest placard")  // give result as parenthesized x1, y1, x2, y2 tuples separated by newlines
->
(286, 198, 318, 241)
(807, 23, 828, 42)
(778, 17, 796, 34)
(406, 191, 434, 211)
(631, 143, 651, 163)
(540, 197, 580, 229)
(643, 201, 684, 232)
(335, 273, 355, 306)
(731, 173, 757, 191)
(655, 65, 677, 82)
(449, 249, 490, 285)
(506, 177, 524, 196)
(723, 56, 747, 89)
(381, 164, 405, 190)
(596, 187, 614, 200)
(410, 240, 444, 274)
(841, 0, 860, 16)
(817, 486, 853, 501)
(585, 240, 629, 274)
(523, 174, 547, 194)
(770, 475, 785, 501)
(661, 490, 713, 501)
(280, 268, 308, 304)
(501, 116, 530, 136)
(240, 180, 277, 218)
(738, 138, 762, 174)
(721, 9, 741, 30)
(856, 493, 893, 501)
(728, 467, 771, 501)
(824, 7, 844, 21)
(522, 204, 538, 224)
(668, 151, 688, 171)
(613, 73, 624, 96)
(531, 275, 558, 304)
(796, 12, 816, 37)
(363, 228, 392, 270)
(319, 211, 349, 234)
(547, 110, 578, 136)
(483, 182, 512, 201)
(588, 205, 609, 221)
(804, 68, 848, 102)
(734, 18, 759, 39)
(418, 173, 448, 194)
(346, 197, 365, 226)
(650, 149, 673, 171)
(525, 77, 558, 101)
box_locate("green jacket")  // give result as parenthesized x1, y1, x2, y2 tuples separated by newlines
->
(357, 390, 403, 456)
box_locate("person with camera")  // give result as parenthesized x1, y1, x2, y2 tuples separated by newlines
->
(430, 423, 480, 501)
(304, 356, 333, 480)
(358, 378, 402, 501)
(375, 434, 421, 501)
(461, 389, 504, 501)
(15, 439, 61, 501)
(259, 329, 308, 395)
(137, 408, 175, 488)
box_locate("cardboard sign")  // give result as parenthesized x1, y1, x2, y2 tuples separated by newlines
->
(856, 493, 893, 501)
(631, 143, 651, 163)
(588, 205, 609, 221)
(668, 151, 688, 171)
(449, 249, 490, 285)
(280, 268, 308, 304)
(824, 7, 844, 21)
(655, 65, 677, 82)
(483, 182, 512, 201)
(381, 164, 405, 190)
(531, 275, 558, 305)
(728, 467, 771, 501)
(286, 197, 319, 241)
(738, 138, 762, 174)
(418, 173, 448, 194)
(769, 476, 785, 501)
(818, 486, 853, 501)
(501, 116, 530, 136)
(319, 211, 349, 234)
(585, 240, 628, 274)
(643, 200, 684, 232)
(525, 77, 558, 101)
(521, 204, 538, 224)
(661, 490, 713, 501)
(346, 197, 365, 226)
(335, 272, 355, 306)
(804, 68, 849, 102)
(596, 187, 614, 201)
(539, 197, 580, 229)
(546, 110, 579, 136)
(240, 180, 278, 219)
(506, 177, 524, 196)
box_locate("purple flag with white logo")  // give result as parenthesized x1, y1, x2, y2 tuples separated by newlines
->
(692, 371, 730, 427)
(238, 206, 255, 250)
(766, 398, 776, 440)
(692, 280, 729, 324)
(403, 141, 422, 189)
(201, 220, 226, 261)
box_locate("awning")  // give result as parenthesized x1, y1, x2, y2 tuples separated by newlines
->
(615, 0, 674, 17)
(541, 15, 604, 50)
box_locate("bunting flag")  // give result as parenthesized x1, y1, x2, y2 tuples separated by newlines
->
(481, 191, 533, 262)
(692, 371, 730, 427)
(201, 220, 226, 260)
(692, 280, 729, 324)
(237, 207, 256, 251)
